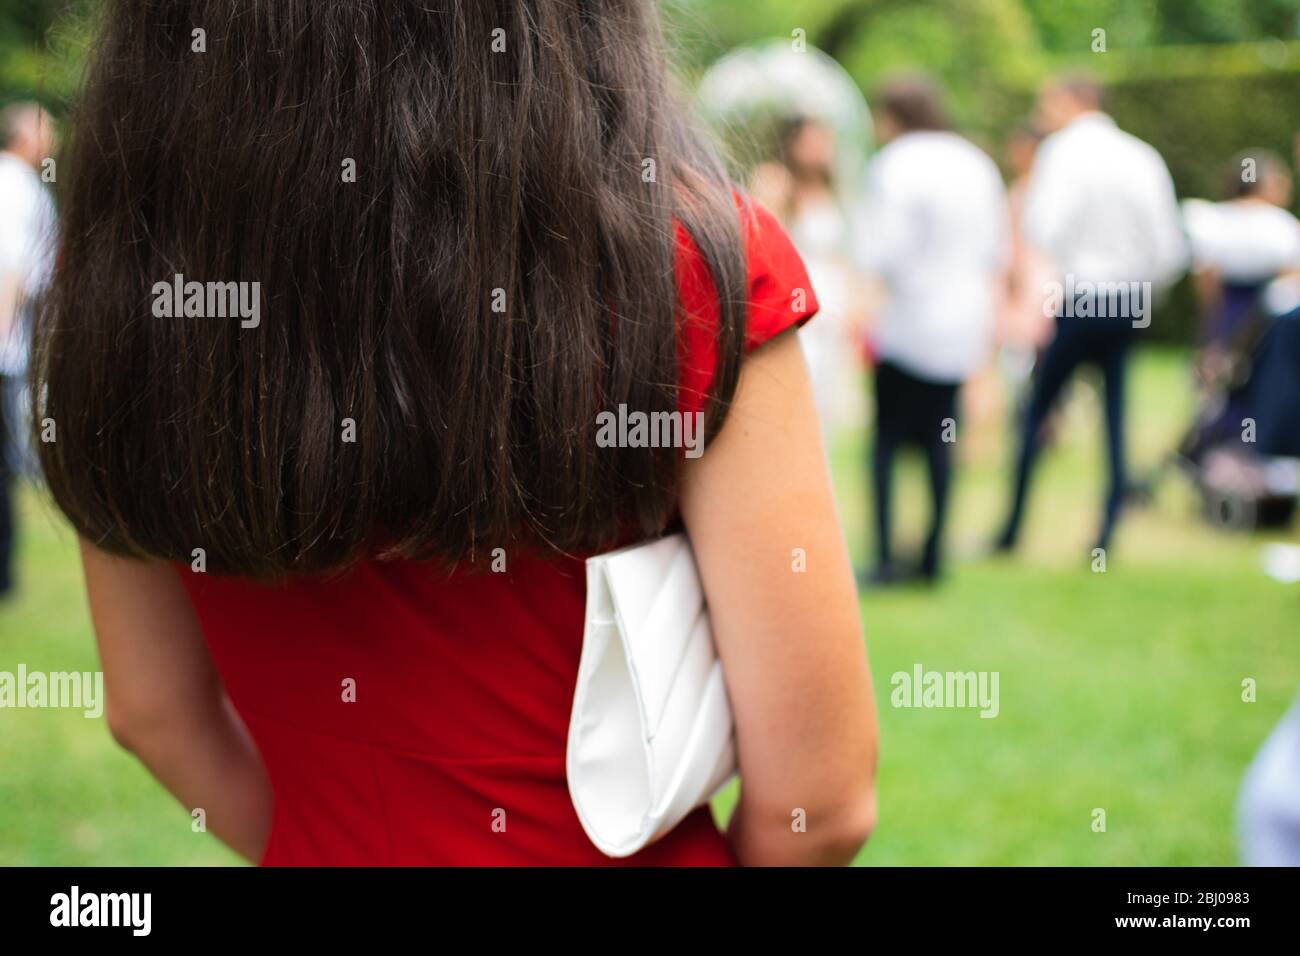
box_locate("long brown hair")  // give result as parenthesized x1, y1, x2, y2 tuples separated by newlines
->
(32, 0, 747, 579)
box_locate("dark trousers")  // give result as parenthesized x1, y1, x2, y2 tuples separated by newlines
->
(998, 315, 1132, 553)
(0, 375, 14, 596)
(872, 360, 959, 578)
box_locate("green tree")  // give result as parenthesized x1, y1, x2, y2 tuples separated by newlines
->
(0, 0, 94, 109)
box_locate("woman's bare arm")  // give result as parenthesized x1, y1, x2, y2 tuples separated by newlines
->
(80, 541, 273, 863)
(681, 330, 878, 866)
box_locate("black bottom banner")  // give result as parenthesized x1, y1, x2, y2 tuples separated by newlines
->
(0, 866, 1289, 942)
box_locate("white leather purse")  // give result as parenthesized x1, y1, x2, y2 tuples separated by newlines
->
(566, 532, 737, 858)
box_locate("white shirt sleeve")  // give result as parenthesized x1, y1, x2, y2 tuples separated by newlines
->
(0, 163, 56, 294)
(1285, 215, 1300, 271)
(1181, 199, 1216, 272)
(0, 183, 38, 275)
(1144, 147, 1190, 292)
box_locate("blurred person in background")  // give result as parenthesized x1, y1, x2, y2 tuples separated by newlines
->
(999, 123, 1056, 382)
(1180, 151, 1300, 462)
(1234, 141, 1300, 868)
(994, 74, 1187, 558)
(0, 101, 58, 599)
(964, 123, 1050, 460)
(854, 75, 1010, 586)
(1184, 150, 1299, 350)
(750, 115, 867, 435)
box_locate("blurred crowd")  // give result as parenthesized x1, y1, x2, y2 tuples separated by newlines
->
(751, 71, 1300, 584)
(747, 69, 1300, 866)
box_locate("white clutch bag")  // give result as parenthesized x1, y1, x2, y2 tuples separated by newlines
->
(566, 532, 737, 858)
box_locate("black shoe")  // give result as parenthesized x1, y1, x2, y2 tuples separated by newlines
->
(916, 561, 942, 586)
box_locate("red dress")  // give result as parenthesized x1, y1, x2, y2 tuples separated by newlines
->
(177, 201, 818, 865)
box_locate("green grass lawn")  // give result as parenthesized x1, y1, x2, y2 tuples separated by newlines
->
(2, 346, 1297, 865)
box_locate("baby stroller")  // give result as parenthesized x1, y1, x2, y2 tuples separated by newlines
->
(1136, 291, 1300, 530)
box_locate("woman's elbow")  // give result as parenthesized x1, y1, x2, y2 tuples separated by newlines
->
(104, 698, 177, 754)
(803, 788, 877, 865)
(104, 699, 142, 752)
(825, 789, 878, 861)
(737, 787, 878, 866)
(812, 730, 880, 862)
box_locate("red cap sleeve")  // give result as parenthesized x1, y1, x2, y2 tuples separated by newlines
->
(741, 200, 820, 351)
(676, 197, 820, 417)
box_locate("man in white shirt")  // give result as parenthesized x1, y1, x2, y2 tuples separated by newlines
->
(994, 74, 1188, 557)
(855, 75, 1010, 584)
(0, 101, 58, 598)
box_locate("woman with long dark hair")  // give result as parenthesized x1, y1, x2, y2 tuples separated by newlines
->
(33, 1, 877, 865)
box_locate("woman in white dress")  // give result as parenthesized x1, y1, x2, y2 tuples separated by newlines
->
(750, 116, 867, 437)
